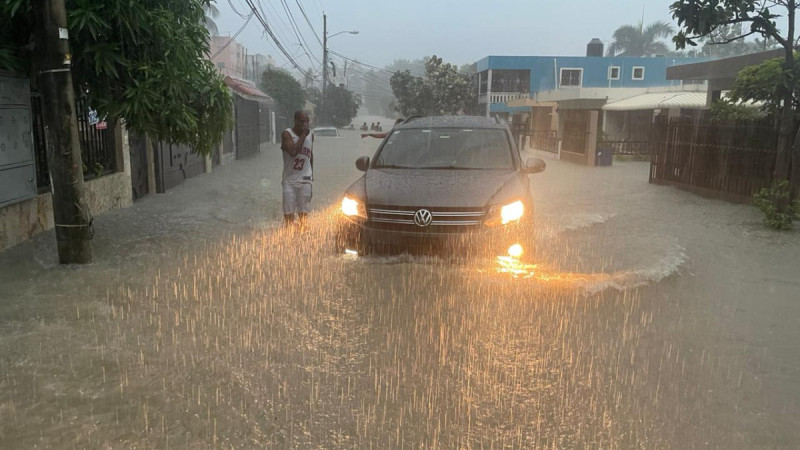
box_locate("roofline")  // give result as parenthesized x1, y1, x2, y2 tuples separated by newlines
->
(666, 49, 785, 81)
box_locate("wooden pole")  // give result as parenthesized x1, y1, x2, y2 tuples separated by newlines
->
(32, 0, 92, 264)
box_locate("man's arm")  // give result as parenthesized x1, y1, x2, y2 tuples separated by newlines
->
(310, 134, 314, 169)
(280, 129, 307, 156)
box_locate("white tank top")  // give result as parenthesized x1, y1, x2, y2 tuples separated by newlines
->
(283, 128, 313, 184)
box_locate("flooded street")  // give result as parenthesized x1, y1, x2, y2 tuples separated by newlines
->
(1, 121, 799, 448)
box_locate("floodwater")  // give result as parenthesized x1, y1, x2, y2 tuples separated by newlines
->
(1, 116, 799, 448)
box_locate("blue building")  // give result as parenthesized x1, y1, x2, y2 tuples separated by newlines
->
(472, 40, 706, 164)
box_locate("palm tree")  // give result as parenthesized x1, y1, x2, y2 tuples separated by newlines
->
(606, 21, 675, 57)
(204, 3, 220, 36)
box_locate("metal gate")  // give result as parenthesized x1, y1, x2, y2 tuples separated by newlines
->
(153, 141, 204, 193)
(235, 97, 259, 159)
(0, 74, 36, 208)
(560, 110, 589, 154)
(128, 133, 149, 201)
(258, 102, 270, 145)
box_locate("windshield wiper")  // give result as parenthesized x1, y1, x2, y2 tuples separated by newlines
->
(374, 164, 414, 169)
(417, 166, 482, 170)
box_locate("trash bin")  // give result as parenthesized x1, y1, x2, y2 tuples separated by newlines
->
(595, 143, 613, 166)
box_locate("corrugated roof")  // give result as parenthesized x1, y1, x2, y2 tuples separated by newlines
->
(224, 77, 273, 102)
(602, 92, 707, 111)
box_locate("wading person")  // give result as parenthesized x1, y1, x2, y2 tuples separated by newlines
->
(361, 118, 404, 139)
(280, 110, 314, 227)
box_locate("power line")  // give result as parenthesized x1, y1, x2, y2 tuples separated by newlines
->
(210, 12, 254, 59)
(256, 0, 319, 71)
(243, 0, 311, 78)
(295, 0, 323, 47)
(328, 50, 398, 75)
(227, 0, 250, 18)
(278, 0, 321, 66)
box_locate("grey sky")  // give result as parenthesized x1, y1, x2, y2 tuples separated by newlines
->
(213, 0, 681, 75)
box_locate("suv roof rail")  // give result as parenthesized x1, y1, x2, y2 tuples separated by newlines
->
(402, 115, 423, 123)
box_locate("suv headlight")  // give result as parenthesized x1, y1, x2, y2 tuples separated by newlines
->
(485, 200, 524, 227)
(341, 196, 367, 219)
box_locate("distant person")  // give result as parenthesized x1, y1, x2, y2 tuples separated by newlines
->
(362, 118, 404, 139)
(370, 122, 377, 131)
(377, 122, 383, 131)
(280, 110, 314, 227)
(360, 122, 368, 131)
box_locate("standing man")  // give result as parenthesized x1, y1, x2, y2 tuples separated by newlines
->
(280, 110, 314, 227)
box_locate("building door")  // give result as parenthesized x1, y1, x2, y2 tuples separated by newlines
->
(235, 97, 259, 159)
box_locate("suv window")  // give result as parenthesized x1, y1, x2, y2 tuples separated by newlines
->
(374, 128, 513, 170)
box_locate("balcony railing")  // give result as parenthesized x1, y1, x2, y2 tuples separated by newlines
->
(479, 92, 528, 104)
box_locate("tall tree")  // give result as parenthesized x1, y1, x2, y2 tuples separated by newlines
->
(390, 55, 471, 117)
(1, 0, 233, 156)
(672, 0, 800, 199)
(203, 3, 220, 35)
(323, 84, 360, 128)
(607, 21, 675, 57)
(259, 67, 306, 116)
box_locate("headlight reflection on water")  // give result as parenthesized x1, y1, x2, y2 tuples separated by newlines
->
(495, 255, 537, 278)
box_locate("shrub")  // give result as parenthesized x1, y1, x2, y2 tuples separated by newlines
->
(753, 180, 800, 230)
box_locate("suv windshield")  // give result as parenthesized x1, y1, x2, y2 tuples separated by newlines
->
(374, 128, 513, 170)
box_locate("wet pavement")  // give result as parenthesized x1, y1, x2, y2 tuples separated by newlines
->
(1, 118, 799, 448)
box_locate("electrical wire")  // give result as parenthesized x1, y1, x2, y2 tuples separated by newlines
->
(295, 0, 323, 47)
(227, 0, 250, 18)
(210, 12, 254, 59)
(243, 0, 311, 78)
(278, 0, 322, 66)
(328, 50, 398, 75)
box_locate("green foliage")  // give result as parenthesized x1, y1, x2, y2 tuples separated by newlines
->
(259, 67, 307, 116)
(707, 99, 762, 121)
(670, 0, 784, 51)
(350, 59, 425, 117)
(390, 55, 471, 117)
(606, 21, 675, 57)
(671, 0, 799, 197)
(753, 181, 800, 230)
(1, 0, 233, 156)
(727, 56, 800, 117)
(322, 84, 360, 128)
(692, 24, 779, 58)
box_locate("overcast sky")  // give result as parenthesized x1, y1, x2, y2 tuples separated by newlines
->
(213, 0, 682, 75)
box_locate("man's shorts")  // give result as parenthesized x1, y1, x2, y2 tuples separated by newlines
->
(282, 182, 312, 215)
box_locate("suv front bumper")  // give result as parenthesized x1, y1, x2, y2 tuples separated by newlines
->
(337, 216, 531, 258)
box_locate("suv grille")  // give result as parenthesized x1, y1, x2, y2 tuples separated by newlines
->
(367, 205, 486, 233)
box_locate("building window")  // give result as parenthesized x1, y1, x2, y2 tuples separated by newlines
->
(560, 68, 583, 87)
(608, 66, 620, 80)
(490, 69, 531, 93)
(632, 66, 645, 80)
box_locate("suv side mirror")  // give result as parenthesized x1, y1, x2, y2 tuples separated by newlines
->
(523, 157, 546, 174)
(355, 156, 370, 172)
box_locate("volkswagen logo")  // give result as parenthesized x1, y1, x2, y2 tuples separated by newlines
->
(413, 209, 433, 227)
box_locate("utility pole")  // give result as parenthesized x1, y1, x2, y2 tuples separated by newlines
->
(32, 0, 92, 264)
(343, 60, 348, 88)
(321, 13, 328, 125)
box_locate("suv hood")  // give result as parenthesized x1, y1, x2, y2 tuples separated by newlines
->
(364, 169, 519, 208)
